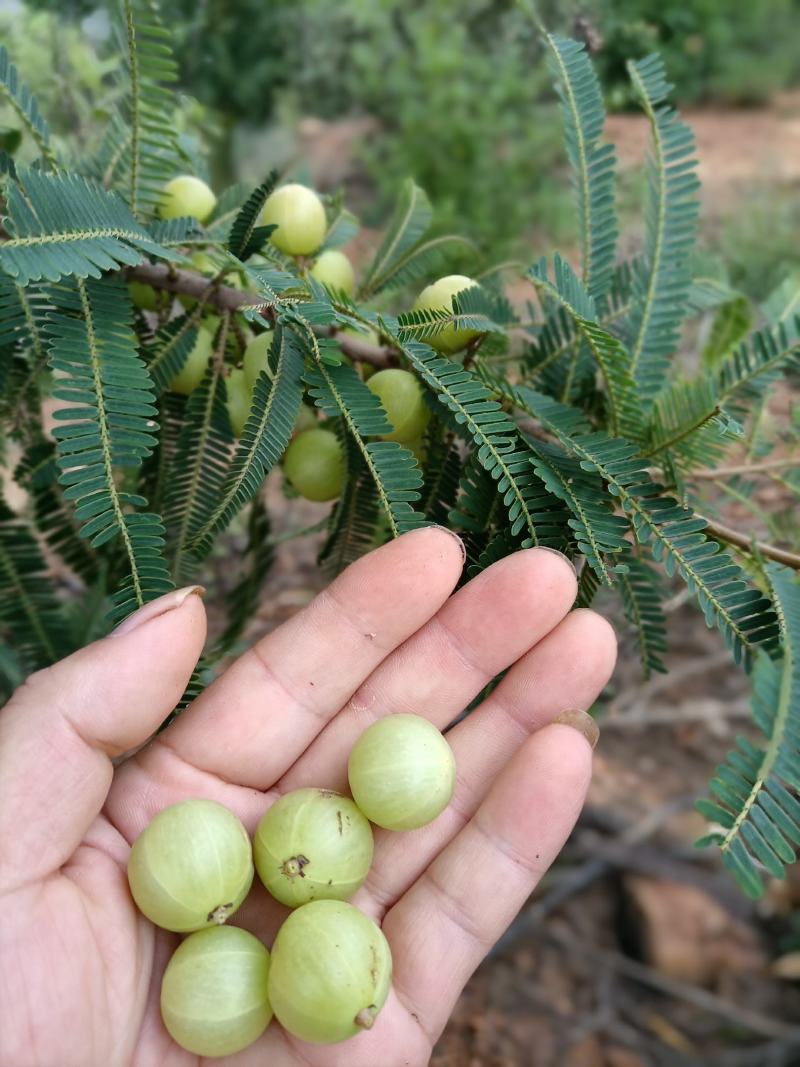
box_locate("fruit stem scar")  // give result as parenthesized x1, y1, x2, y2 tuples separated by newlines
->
(355, 1007, 377, 1030)
(207, 902, 233, 924)
(282, 855, 310, 879)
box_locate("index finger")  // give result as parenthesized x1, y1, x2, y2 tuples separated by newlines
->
(145, 526, 465, 790)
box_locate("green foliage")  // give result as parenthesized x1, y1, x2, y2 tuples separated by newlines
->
(0, 167, 177, 284)
(0, 43, 56, 169)
(189, 325, 305, 556)
(0, 499, 69, 671)
(594, 0, 800, 108)
(0, 7, 797, 902)
(624, 52, 699, 404)
(544, 34, 617, 302)
(697, 564, 800, 897)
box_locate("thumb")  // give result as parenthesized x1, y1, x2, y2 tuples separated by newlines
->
(0, 586, 206, 894)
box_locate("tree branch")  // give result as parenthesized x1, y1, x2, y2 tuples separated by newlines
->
(702, 516, 800, 570)
(126, 261, 394, 369)
(690, 457, 799, 480)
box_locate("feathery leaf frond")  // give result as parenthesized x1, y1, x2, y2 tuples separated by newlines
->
(626, 53, 699, 402)
(545, 34, 617, 301)
(698, 564, 800, 897)
(318, 442, 382, 576)
(509, 384, 780, 662)
(617, 550, 668, 676)
(214, 499, 274, 656)
(0, 44, 57, 170)
(165, 366, 233, 582)
(360, 179, 434, 298)
(419, 431, 462, 526)
(0, 167, 176, 285)
(527, 438, 630, 584)
(646, 377, 742, 466)
(394, 335, 566, 547)
(0, 499, 69, 670)
(44, 276, 172, 622)
(189, 324, 305, 554)
(527, 255, 642, 440)
(305, 351, 426, 537)
(121, 0, 182, 216)
(227, 172, 278, 261)
(15, 442, 98, 583)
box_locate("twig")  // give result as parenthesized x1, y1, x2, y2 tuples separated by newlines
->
(709, 1037, 800, 1067)
(545, 925, 800, 1041)
(701, 516, 800, 570)
(612, 650, 733, 713)
(127, 261, 394, 368)
(690, 457, 799, 480)
(603, 697, 751, 729)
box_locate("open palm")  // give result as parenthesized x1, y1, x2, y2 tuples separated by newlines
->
(0, 528, 616, 1067)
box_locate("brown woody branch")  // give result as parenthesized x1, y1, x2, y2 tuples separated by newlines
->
(702, 515, 800, 570)
(126, 261, 394, 369)
(690, 457, 799, 480)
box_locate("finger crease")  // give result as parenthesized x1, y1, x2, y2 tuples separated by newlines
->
(246, 642, 326, 722)
(431, 614, 492, 683)
(421, 862, 492, 950)
(472, 811, 544, 881)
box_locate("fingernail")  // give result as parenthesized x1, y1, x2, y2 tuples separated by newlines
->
(112, 586, 205, 637)
(554, 708, 599, 749)
(535, 546, 577, 576)
(426, 524, 467, 564)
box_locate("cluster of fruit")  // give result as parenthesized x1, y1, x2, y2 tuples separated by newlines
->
(129, 175, 481, 501)
(127, 714, 456, 1056)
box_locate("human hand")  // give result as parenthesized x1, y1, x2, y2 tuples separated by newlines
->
(0, 528, 616, 1066)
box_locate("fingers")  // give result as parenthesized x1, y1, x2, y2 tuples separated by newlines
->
(0, 588, 206, 893)
(279, 548, 578, 791)
(362, 609, 616, 908)
(123, 527, 465, 799)
(385, 722, 593, 1043)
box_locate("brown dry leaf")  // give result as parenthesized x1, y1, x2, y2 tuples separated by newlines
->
(625, 876, 766, 985)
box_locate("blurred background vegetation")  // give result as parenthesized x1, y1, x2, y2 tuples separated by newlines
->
(2, 0, 800, 292)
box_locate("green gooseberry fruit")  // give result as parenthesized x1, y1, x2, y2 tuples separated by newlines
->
(366, 368, 430, 444)
(169, 323, 218, 396)
(254, 788, 373, 908)
(128, 280, 160, 312)
(261, 183, 327, 256)
(310, 249, 355, 296)
(226, 368, 251, 438)
(127, 798, 254, 932)
(294, 403, 318, 435)
(348, 714, 456, 831)
(268, 900, 392, 1044)
(413, 274, 479, 354)
(243, 330, 274, 391)
(159, 175, 217, 224)
(160, 926, 272, 1057)
(283, 427, 345, 502)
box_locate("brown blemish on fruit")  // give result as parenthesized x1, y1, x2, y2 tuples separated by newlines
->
(337, 810, 343, 835)
(282, 855, 310, 879)
(369, 944, 378, 985)
(317, 789, 339, 799)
